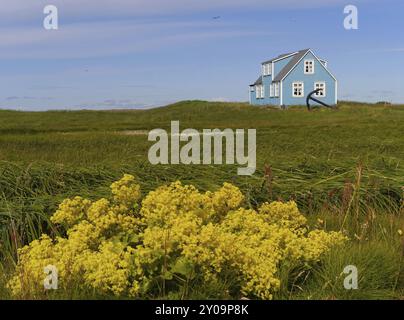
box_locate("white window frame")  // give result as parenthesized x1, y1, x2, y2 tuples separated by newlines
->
(314, 82, 326, 97)
(274, 82, 280, 97)
(304, 59, 314, 74)
(292, 82, 304, 97)
(270, 84, 274, 97)
(256, 85, 264, 99)
(263, 64, 272, 76)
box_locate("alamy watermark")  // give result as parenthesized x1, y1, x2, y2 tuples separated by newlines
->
(343, 265, 358, 290)
(148, 121, 256, 176)
(44, 265, 58, 290)
(43, 5, 58, 30)
(344, 5, 359, 30)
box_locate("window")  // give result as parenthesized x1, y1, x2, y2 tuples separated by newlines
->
(274, 82, 280, 97)
(270, 83, 279, 97)
(263, 64, 272, 76)
(314, 82, 326, 97)
(293, 82, 304, 97)
(304, 60, 314, 74)
(256, 85, 264, 99)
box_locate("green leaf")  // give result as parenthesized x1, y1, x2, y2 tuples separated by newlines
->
(169, 258, 195, 279)
(162, 270, 173, 280)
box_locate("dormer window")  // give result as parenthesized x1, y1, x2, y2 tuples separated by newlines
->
(304, 60, 314, 74)
(262, 63, 272, 76)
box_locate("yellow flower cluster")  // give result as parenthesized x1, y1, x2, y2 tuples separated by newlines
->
(51, 196, 92, 227)
(182, 205, 346, 299)
(9, 175, 142, 298)
(8, 175, 347, 300)
(110, 174, 141, 207)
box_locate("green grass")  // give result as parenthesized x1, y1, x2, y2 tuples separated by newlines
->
(0, 101, 403, 167)
(0, 100, 403, 299)
(300, 241, 403, 300)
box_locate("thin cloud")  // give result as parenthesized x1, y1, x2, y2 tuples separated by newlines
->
(381, 48, 404, 53)
(120, 84, 156, 88)
(352, 47, 404, 54)
(5, 96, 54, 101)
(0, 0, 365, 21)
(0, 20, 281, 59)
(29, 85, 76, 90)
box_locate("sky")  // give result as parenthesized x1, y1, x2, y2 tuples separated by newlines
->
(0, 0, 403, 110)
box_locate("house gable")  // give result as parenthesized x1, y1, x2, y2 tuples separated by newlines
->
(281, 50, 337, 106)
(277, 49, 337, 82)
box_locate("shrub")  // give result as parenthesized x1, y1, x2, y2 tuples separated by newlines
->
(8, 175, 347, 300)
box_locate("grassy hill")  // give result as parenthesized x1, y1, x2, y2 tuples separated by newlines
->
(1, 100, 403, 167)
(0, 100, 402, 200)
(0, 100, 404, 299)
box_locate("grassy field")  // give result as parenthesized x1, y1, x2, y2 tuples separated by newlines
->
(0, 100, 403, 299)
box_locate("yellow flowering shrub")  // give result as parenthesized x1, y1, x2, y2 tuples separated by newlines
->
(8, 175, 347, 300)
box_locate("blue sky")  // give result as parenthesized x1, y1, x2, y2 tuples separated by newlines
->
(0, 0, 403, 110)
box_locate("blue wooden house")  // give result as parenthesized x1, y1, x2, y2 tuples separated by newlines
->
(249, 49, 337, 107)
